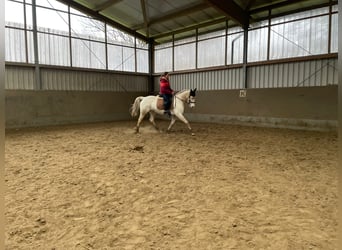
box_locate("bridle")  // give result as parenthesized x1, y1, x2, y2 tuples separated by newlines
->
(175, 92, 196, 104)
(187, 95, 196, 105)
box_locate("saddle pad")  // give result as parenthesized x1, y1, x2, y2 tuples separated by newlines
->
(156, 97, 164, 110)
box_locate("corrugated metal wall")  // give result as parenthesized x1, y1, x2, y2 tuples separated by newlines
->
(6, 57, 337, 92)
(248, 58, 338, 88)
(5, 65, 149, 92)
(40, 68, 149, 92)
(154, 58, 337, 91)
(154, 67, 244, 91)
(5, 65, 35, 90)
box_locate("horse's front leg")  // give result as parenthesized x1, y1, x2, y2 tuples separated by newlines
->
(167, 116, 177, 132)
(171, 113, 195, 136)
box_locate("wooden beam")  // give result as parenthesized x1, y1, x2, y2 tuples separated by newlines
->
(206, 0, 249, 28)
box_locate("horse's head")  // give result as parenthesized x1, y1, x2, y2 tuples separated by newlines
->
(188, 88, 197, 108)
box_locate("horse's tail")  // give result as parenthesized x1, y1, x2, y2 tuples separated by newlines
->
(130, 96, 144, 117)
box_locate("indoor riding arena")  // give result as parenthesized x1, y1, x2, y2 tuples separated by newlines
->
(4, 0, 338, 249)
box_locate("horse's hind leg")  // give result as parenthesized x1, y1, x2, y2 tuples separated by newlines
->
(149, 112, 159, 131)
(135, 111, 147, 133)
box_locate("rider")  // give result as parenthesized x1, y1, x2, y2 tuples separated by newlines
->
(159, 72, 174, 117)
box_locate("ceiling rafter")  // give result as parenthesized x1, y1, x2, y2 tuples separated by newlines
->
(244, 0, 257, 10)
(94, 0, 123, 12)
(206, 0, 249, 28)
(56, 0, 148, 41)
(56, 0, 334, 44)
(140, 0, 149, 37)
(132, 2, 210, 31)
(249, 0, 335, 14)
(152, 17, 228, 41)
(251, 1, 337, 22)
(249, 0, 300, 14)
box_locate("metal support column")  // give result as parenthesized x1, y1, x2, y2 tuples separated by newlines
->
(328, 0, 332, 54)
(68, 6, 73, 67)
(23, 0, 29, 63)
(148, 38, 155, 94)
(242, 24, 249, 89)
(267, 9, 271, 60)
(32, 0, 41, 90)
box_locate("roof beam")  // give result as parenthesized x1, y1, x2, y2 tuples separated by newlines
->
(152, 17, 228, 41)
(56, 0, 148, 41)
(140, 0, 149, 36)
(249, 0, 299, 14)
(251, 1, 337, 22)
(94, 0, 123, 12)
(244, 0, 257, 10)
(133, 2, 209, 31)
(250, 0, 335, 14)
(206, 0, 249, 28)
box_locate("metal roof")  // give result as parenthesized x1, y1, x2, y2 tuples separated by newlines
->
(57, 0, 335, 44)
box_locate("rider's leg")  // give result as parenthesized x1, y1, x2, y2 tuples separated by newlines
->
(163, 94, 172, 117)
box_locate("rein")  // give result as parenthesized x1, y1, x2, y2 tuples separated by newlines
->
(175, 90, 195, 104)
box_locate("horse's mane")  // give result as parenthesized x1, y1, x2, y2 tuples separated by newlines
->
(175, 89, 188, 96)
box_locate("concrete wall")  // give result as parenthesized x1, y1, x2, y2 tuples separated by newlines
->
(5, 86, 338, 131)
(5, 90, 144, 128)
(186, 85, 338, 131)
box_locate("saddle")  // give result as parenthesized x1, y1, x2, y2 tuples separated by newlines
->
(156, 95, 173, 110)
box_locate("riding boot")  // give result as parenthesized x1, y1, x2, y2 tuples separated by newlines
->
(164, 110, 171, 118)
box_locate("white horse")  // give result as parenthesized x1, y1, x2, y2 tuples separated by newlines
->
(130, 88, 197, 135)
